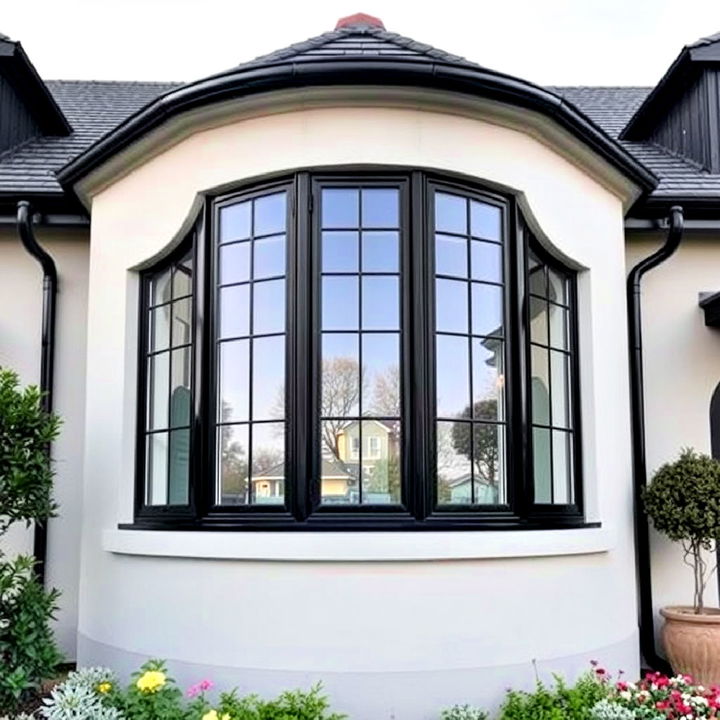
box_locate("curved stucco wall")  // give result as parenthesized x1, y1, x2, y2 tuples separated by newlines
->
(79, 103, 637, 718)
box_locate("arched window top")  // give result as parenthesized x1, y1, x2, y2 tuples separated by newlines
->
(135, 172, 583, 529)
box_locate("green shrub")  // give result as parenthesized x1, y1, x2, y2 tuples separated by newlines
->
(440, 705, 488, 720)
(0, 369, 62, 714)
(498, 671, 610, 720)
(643, 448, 720, 612)
(40, 659, 346, 720)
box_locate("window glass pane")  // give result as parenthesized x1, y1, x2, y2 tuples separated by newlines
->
(471, 241, 502, 283)
(168, 429, 190, 504)
(552, 430, 572, 504)
(533, 427, 552, 503)
(436, 420, 472, 505)
(470, 201, 501, 242)
(362, 276, 399, 330)
(471, 283, 503, 337)
(218, 424, 249, 505)
(531, 347, 550, 425)
(529, 297, 548, 345)
(220, 201, 251, 243)
(361, 420, 401, 504)
(218, 340, 249, 423)
(253, 335, 285, 421)
(172, 298, 192, 346)
(548, 267, 568, 306)
(362, 188, 399, 228)
(320, 420, 360, 504)
(551, 351, 570, 429)
(147, 432, 168, 505)
(172, 259, 193, 298)
(363, 333, 400, 416)
(323, 231, 358, 273)
(219, 284, 250, 339)
(362, 231, 398, 272)
(149, 352, 169, 430)
(322, 276, 358, 330)
(528, 264, 546, 297)
(254, 234, 285, 279)
(436, 334, 470, 419)
(435, 278, 468, 334)
(322, 333, 359, 418)
(322, 188, 359, 228)
(472, 338, 504, 421)
(170, 347, 191, 427)
(435, 192, 467, 235)
(549, 304, 568, 350)
(151, 268, 172, 306)
(251, 422, 285, 504)
(219, 242, 250, 285)
(150, 306, 170, 351)
(471, 422, 503, 504)
(254, 192, 286, 236)
(436, 234, 467, 278)
(253, 279, 285, 335)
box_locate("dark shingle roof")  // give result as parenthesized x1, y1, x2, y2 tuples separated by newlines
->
(0, 23, 717, 206)
(552, 85, 720, 201)
(0, 80, 180, 195)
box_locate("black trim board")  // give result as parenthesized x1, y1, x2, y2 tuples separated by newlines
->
(57, 59, 656, 194)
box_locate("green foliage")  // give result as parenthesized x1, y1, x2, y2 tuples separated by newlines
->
(643, 449, 720, 547)
(643, 448, 720, 611)
(0, 555, 62, 713)
(40, 660, 346, 720)
(440, 704, 488, 720)
(0, 369, 62, 714)
(498, 672, 610, 720)
(117, 660, 185, 720)
(0, 369, 60, 534)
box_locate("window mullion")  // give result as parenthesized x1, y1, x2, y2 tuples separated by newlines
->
(410, 171, 431, 520)
(294, 172, 313, 520)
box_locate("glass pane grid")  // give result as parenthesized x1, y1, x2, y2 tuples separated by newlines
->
(529, 250, 575, 507)
(216, 192, 288, 508)
(144, 253, 194, 508)
(434, 190, 506, 508)
(320, 186, 402, 506)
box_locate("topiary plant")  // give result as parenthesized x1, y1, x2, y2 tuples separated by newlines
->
(0, 367, 62, 713)
(643, 448, 720, 614)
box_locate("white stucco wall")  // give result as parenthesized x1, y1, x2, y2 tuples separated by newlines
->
(78, 100, 638, 718)
(626, 234, 720, 655)
(0, 227, 89, 659)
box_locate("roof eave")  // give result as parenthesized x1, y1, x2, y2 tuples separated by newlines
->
(57, 58, 657, 194)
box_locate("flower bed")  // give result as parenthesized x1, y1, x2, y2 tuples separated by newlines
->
(4, 661, 719, 720)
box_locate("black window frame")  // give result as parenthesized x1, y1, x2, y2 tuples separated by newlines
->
(130, 169, 588, 531)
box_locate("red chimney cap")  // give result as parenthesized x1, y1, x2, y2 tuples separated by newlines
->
(335, 12, 385, 30)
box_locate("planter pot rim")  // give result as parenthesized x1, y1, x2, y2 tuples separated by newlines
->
(661, 606, 720, 623)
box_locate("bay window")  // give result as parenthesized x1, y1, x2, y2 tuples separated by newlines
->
(134, 171, 583, 529)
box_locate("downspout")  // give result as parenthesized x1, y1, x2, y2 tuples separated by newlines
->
(627, 205, 683, 675)
(17, 200, 58, 586)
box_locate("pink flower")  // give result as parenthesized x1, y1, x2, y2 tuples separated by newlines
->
(187, 679, 214, 698)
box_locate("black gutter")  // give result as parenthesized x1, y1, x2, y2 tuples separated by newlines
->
(627, 205, 684, 675)
(17, 200, 58, 585)
(57, 58, 657, 193)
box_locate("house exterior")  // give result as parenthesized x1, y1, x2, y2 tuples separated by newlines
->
(3, 12, 720, 718)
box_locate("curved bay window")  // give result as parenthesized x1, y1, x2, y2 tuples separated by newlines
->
(134, 172, 583, 529)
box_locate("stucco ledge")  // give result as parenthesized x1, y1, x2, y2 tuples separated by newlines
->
(102, 526, 612, 562)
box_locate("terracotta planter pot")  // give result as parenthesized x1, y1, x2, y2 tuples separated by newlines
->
(661, 606, 720, 685)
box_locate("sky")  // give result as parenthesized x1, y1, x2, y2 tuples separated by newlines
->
(4, 0, 720, 87)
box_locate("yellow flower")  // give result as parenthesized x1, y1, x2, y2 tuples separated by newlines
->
(97, 682, 113, 694)
(136, 670, 167, 693)
(202, 711, 231, 720)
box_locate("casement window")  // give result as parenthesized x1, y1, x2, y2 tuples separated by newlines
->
(135, 171, 583, 529)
